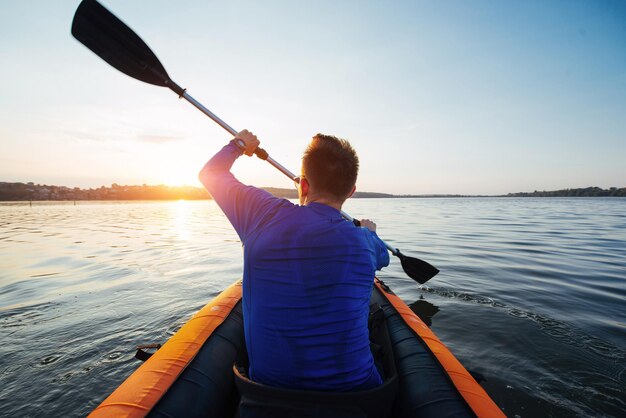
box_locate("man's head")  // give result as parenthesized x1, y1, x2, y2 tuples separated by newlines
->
(298, 134, 359, 208)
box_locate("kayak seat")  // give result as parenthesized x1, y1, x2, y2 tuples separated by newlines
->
(233, 303, 398, 418)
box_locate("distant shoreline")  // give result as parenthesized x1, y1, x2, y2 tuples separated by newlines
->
(0, 182, 624, 201)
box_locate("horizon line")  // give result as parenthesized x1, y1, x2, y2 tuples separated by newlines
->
(1, 180, 625, 198)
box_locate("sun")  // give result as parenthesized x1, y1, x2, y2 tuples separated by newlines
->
(158, 171, 200, 188)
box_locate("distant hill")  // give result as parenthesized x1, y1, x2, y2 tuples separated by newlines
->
(0, 182, 624, 201)
(505, 187, 626, 197)
(262, 188, 394, 199)
(0, 182, 394, 201)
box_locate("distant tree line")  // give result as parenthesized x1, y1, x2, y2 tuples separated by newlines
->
(1, 182, 624, 201)
(0, 182, 402, 201)
(0, 182, 210, 201)
(506, 187, 625, 197)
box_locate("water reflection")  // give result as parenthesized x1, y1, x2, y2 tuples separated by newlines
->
(408, 297, 440, 327)
(172, 199, 191, 242)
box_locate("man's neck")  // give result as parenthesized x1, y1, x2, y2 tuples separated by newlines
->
(302, 195, 343, 211)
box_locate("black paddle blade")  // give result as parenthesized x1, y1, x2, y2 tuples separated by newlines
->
(71, 0, 184, 95)
(395, 251, 439, 284)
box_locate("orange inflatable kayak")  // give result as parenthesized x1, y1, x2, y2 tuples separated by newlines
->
(90, 279, 504, 418)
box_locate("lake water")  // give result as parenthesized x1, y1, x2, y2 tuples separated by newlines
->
(0, 198, 624, 417)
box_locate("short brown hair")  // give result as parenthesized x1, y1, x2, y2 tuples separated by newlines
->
(302, 134, 359, 200)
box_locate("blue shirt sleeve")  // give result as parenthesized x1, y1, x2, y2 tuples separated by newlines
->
(364, 229, 390, 271)
(199, 140, 286, 242)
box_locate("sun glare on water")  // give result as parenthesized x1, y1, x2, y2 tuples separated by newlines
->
(172, 198, 192, 243)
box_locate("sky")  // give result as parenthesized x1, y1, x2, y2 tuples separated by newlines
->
(1, 0, 624, 195)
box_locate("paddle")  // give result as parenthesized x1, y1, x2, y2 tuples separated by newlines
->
(71, 0, 439, 284)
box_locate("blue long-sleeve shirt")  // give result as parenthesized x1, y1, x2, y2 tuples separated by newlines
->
(199, 141, 389, 391)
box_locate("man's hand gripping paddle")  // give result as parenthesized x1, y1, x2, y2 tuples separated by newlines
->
(71, 0, 439, 284)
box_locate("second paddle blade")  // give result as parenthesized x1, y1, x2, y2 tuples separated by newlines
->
(397, 251, 439, 284)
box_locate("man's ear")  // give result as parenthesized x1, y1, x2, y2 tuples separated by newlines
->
(347, 185, 356, 198)
(300, 177, 310, 197)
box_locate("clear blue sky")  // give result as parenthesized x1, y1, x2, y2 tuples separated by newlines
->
(1, 0, 624, 194)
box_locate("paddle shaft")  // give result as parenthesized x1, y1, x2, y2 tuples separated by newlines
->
(181, 90, 401, 256)
(182, 91, 297, 181)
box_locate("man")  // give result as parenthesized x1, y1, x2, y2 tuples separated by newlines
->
(199, 130, 389, 391)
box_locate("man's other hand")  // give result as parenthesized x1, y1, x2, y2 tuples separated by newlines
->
(360, 219, 377, 233)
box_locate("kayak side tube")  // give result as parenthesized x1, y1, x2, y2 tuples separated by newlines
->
(89, 281, 244, 418)
(374, 279, 505, 418)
